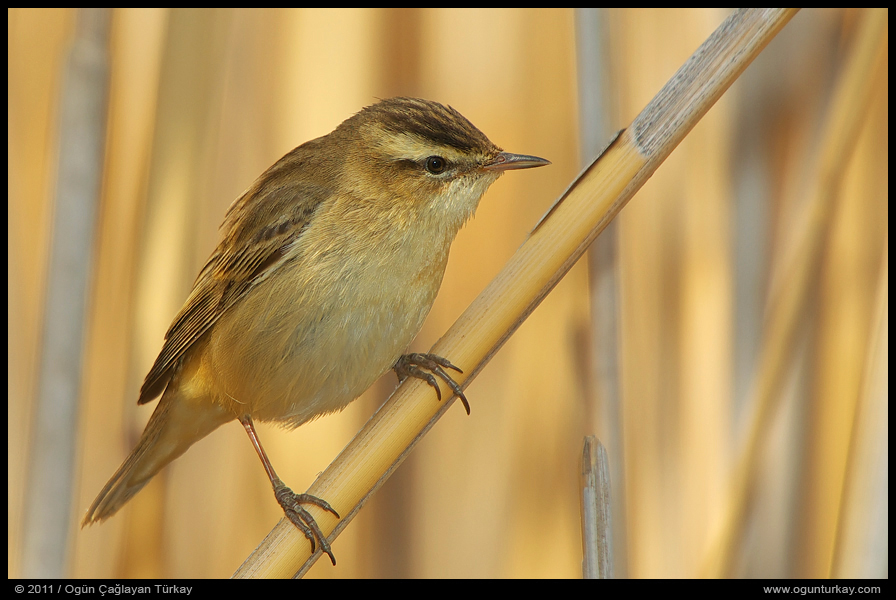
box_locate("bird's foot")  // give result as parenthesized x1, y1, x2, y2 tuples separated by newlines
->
(393, 352, 470, 414)
(273, 481, 340, 565)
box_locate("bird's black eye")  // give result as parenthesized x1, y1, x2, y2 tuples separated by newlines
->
(424, 156, 447, 174)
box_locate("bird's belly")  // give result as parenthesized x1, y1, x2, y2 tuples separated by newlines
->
(205, 254, 441, 427)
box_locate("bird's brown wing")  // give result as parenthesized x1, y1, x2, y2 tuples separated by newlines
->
(138, 178, 328, 405)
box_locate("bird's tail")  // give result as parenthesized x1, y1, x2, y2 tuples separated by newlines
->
(82, 391, 232, 526)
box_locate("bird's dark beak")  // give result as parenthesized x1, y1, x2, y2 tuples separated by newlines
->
(482, 151, 551, 172)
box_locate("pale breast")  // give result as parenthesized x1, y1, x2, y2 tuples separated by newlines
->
(205, 224, 449, 427)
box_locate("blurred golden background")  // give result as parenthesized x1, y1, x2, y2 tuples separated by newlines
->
(8, 8, 887, 578)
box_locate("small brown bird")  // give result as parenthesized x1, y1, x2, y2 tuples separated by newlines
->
(82, 97, 549, 563)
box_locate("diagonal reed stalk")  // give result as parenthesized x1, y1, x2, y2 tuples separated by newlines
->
(233, 8, 799, 578)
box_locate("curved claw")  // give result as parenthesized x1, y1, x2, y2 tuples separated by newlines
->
(274, 483, 339, 565)
(393, 352, 470, 415)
